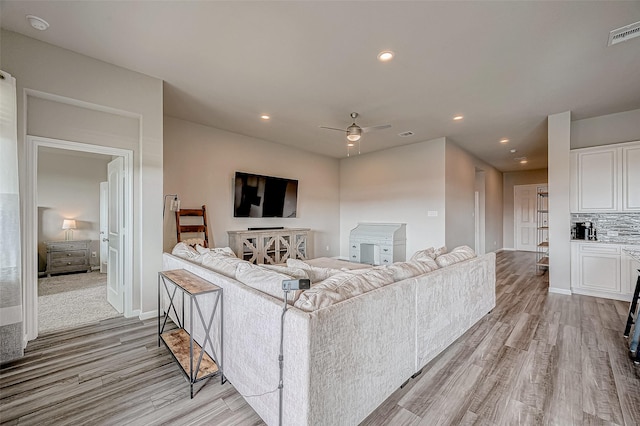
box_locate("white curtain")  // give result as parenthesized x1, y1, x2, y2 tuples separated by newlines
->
(0, 70, 23, 362)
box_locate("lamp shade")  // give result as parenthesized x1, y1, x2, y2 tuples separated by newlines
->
(62, 219, 76, 230)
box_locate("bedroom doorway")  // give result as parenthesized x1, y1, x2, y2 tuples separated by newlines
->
(24, 136, 133, 341)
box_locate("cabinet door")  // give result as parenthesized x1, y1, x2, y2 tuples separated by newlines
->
(577, 149, 618, 211)
(622, 250, 640, 295)
(622, 144, 640, 211)
(578, 252, 621, 292)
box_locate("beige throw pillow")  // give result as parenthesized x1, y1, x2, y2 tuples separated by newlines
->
(294, 267, 396, 312)
(286, 258, 343, 283)
(434, 245, 476, 268)
(201, 252, 249, 278)
(236, 263, 302, 304)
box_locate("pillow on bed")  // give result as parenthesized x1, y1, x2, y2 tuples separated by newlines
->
(200, 252, 248, 278)
(172, 242, 202, 262)
(236, 263, 303, 304)
(286, 258, 343, 283)
(435, 245, 476, 268)
(294, 267, 396, 312)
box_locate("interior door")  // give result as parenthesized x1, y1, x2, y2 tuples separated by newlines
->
(514, 185, 537, 252)
(107, 157, 124, 313)
(99, 181, 108, 274)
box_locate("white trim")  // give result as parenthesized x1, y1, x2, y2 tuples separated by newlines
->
(571, 287, 632, 302)
(548, 287, 572, 296)
(138, 309, 158, 321)
(500, 247, 516, 252)
(24, 135, 134, 342)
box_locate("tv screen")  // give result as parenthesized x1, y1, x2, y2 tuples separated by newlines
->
(233, 172, 298, 218)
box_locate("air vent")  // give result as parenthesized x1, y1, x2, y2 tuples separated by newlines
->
(398, 131, 414, 137)
(608, 21, 640, 46)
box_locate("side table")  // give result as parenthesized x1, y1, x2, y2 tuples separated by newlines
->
(158, 269, 223, 398)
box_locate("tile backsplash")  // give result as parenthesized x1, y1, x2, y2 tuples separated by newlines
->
(571, 213, 640, 244)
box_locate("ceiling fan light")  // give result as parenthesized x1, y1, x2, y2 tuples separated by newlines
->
(346, 133, 361, 142)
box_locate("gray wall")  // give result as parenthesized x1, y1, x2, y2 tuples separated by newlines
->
(571, 108, 640, 149)
(1, 29, 163, 323)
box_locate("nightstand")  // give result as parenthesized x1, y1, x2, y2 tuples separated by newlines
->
(44, 240, 91, 277)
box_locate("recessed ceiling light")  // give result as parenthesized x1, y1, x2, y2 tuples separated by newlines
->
(500, 138, 509, 144)
(510, 149, 517, 153)
(377, 51, 394, 62)
(26, 15, 49, 31)
(453, 115, 464, 121)
(260, 115, 270, 120)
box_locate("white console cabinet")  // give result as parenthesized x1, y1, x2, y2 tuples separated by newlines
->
(570, 141, 640, 212)
(349, 223, 406, 265)
(227, 228, 310, 265)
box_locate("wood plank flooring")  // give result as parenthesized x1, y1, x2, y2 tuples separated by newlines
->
(1, 251, 639, 425)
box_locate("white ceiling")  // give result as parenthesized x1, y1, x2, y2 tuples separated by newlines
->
(2, 1, 640, 172)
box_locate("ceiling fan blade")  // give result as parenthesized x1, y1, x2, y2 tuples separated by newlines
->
(362, 124, 391, 133)
(319, 126, 347, 132)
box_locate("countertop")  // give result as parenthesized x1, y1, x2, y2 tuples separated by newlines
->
(570, 239, 640, 247)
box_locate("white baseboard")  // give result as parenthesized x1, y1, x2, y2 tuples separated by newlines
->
(548, 287, 572, 296)
(138, 309, 157, 321)
(500, 247, 516, 251)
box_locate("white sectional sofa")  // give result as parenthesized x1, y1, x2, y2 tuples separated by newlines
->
(161, 249, 496, 426)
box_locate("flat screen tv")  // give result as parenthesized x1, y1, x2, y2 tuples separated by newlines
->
(233, 172, 298, 218)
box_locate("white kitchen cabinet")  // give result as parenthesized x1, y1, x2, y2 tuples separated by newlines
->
(622, 145, 640, 211)
(623, 246, 640, 295)
(571, 242, 636, 301)
(570, 141, 640, 213)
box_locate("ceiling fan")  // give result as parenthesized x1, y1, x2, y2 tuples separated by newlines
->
(320, 112, 391, 144)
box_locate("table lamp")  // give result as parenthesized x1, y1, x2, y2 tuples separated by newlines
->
(62, 219, 76, 240)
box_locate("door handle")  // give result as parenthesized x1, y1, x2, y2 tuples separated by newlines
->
(102, 238, 109, 242)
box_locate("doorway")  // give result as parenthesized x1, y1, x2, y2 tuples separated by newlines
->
(24, 136, 133, 341)
(514, 184, 546, 252)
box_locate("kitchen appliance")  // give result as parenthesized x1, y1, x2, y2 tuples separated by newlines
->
(575, 222, 588, 240)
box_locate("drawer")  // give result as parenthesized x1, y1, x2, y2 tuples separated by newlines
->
(379, 254, 393, 265)
(50, 250, 88, 260)
(349, 248, 359, 261)
(50, 257, 88, 268)
(578, 244, 621, 255)
(47, 241, 89, 251)
(379, 245, 393, 255)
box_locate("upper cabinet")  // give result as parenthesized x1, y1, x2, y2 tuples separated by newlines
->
(570, 141, 640, 213)
(622, 144, 640, 211)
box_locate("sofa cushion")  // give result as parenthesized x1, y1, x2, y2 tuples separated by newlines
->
(286, 258, 343, 283)
(294, 267, 396, 312)
(172, 242, 202, 263)
(236, 262, 302, 303)
(409, 248, 440, 270)
(386, 261, 435, 281)
(435, 245, 476, 268)
(260, 264, 310, 280)
(195, 245, 237, 257)
(201, 252, 249, 278)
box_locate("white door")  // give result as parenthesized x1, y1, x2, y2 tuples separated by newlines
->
(107, 157, 124, 313)
(99, 181, 108, 274)
(514, 185, 537, 252)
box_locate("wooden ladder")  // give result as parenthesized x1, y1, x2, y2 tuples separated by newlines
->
(175, 205, 209, 248)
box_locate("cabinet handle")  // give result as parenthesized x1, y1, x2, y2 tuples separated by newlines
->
(383, 248, 389, 252)
(383, 259, 389, 263)
(352, 245, 356, 248)
(352, 255, 356, 258)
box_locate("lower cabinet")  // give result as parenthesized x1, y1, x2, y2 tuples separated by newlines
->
(571, 242, 638, 301)
(227, 228, 311, 264)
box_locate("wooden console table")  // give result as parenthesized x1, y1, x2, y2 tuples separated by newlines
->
(158, 269, 223, 398)
(228, 228, 311, 264)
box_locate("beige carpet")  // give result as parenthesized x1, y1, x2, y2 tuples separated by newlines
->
(38, 272, 120, 334)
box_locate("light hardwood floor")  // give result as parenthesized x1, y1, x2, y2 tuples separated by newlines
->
(1, 251, 639, 425)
